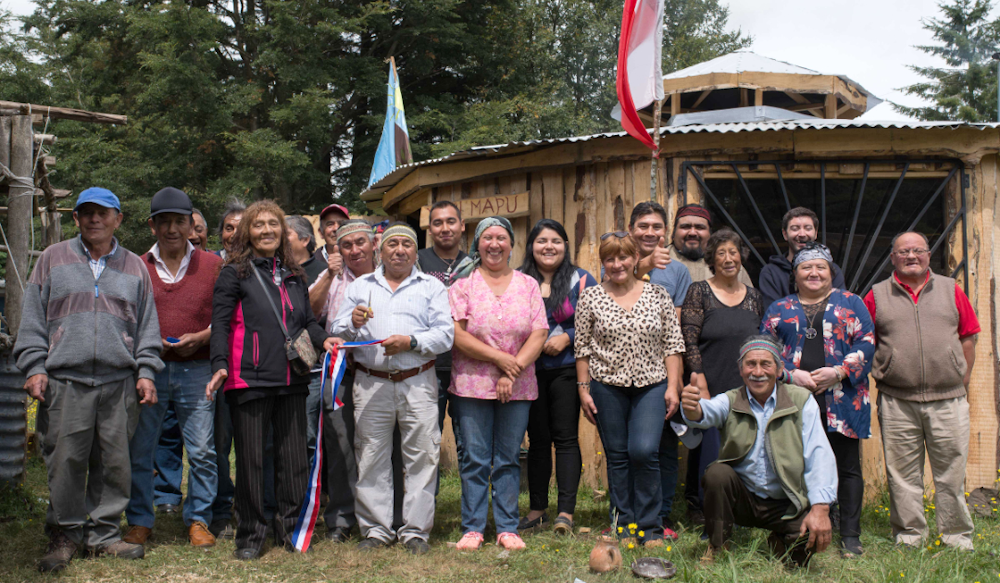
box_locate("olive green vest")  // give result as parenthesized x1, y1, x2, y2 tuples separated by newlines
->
(717, 383, 813, 520)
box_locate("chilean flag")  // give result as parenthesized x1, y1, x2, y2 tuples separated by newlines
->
(290, 341, 383, 552)
(616, 0, 665, 151)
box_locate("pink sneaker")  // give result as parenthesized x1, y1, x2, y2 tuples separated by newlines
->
(456, 532, 484, 550)
(497, 532, 526, 550)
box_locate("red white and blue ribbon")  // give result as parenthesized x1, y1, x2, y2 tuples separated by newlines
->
(291, 340, 383, 552)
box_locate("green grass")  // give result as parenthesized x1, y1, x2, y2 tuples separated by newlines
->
(1, 457, 998, 582)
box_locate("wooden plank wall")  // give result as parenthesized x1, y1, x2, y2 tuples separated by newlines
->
(425, 153, 1000, 492)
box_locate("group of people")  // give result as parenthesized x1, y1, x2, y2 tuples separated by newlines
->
(13, 185, 979, 572)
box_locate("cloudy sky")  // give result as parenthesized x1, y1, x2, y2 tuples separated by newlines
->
(0, 0, 969, 121)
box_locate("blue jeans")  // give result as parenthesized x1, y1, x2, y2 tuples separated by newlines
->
(659, 420, 679, 522)
(153, 405, 184, 506)
(590, 380, 666, 542)
(452, 396, 531, 535)
(435, 370, 461, 495)
(127, 360, 218, 527)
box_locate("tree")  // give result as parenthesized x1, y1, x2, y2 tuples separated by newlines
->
(895, 0, 1000, 122)
(0, 0, 751, 250)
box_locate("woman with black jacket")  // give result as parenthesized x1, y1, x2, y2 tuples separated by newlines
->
(207, 200, 339, 560)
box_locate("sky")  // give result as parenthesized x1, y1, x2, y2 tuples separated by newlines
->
(0, 0, 966, 121)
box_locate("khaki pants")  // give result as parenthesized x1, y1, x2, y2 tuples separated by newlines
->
(878, 392, 974, 549)
(36, 376, 139, 548)
(353, 368, 440, 543)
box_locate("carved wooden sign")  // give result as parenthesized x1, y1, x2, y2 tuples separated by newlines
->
(420, 191, 530, 228)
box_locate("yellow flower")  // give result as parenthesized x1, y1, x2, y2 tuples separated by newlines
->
(618, 527, 623, 533)
(628, 542, 635, 549)
(935, 540, 941, 546)
(666, 546, 671, 552)
(638, 531, 645, 538)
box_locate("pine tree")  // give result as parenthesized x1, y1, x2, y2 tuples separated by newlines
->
(895, 0, 1000, 122)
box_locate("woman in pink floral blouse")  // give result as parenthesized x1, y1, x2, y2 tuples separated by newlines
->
(448, 216, 549, 551)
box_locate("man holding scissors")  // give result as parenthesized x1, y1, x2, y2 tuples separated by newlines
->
(331, 223, 454, 554)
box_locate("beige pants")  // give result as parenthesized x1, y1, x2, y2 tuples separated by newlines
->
(877, 392, 974, 549)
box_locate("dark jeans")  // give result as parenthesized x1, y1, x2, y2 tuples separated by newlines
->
(590, 379, 666, 543)
(321, 373, 358, 531)
(230, 392, 309, 552)
(827, 431, 862, 537)
(153, 405, 184, 506)
(682, 427, 721, 512)
(815, 391, 863, 537)
(436, 369, 462, 488)
(527, 366, 581, 516)
(703, 463, 806, 548)
(658, 420, 679, 522)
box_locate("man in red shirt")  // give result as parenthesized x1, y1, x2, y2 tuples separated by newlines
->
(864, 231, 978, 550)
(123, 188, 222, 550)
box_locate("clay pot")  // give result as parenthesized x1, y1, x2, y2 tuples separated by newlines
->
(588, 537, 623, 573)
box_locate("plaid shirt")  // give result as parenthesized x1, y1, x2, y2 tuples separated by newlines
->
(83, 238, 119, 280)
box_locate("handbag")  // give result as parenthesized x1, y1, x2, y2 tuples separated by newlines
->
(252, 267, 318, 376)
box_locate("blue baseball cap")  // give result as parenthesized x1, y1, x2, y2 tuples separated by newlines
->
(75, 187, 121, 212)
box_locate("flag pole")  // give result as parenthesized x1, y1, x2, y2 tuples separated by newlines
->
(649, 98, 662, 202)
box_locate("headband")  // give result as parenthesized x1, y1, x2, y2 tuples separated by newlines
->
(449, 216, 515, 282)
(677, 205, 711, 222)
(739, 337, 782, 363)
(336, 221, 372, 242)
(792, 244, 834, 267)
(380, 223, 418, 249)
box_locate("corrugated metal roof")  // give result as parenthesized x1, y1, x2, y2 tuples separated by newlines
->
(663, 51, 821, 79)
(361, 119, 1000, 201)
(662, 50, 883, 112)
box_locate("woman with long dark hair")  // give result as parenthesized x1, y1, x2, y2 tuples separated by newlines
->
(206, 200, 340, 560)
(517, 220, 598, 535)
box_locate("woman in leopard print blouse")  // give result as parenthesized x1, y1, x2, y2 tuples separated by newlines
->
(575, 233, 685, 547)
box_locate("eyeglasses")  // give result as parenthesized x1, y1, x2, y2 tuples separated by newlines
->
(600, 231, 629, 241)
(893, 248, 929, 258)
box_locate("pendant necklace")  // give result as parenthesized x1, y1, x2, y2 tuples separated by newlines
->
(803, 301, 825, 339)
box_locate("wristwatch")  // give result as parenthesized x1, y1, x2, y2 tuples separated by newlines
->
(409, 336, 418, 350)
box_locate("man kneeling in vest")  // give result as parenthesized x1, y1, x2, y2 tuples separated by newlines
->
(681, 335, 836, 566)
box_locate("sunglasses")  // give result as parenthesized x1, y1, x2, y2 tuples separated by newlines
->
(600, 231, 629, 241)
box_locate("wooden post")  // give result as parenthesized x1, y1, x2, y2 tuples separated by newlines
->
(5, 115, 33, 338)
(650, 99, 663, 202)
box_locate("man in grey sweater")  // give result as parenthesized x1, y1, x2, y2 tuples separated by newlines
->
(13, 187, 163, 573)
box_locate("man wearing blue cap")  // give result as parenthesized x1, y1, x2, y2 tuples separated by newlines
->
(14, 187, 164, 572)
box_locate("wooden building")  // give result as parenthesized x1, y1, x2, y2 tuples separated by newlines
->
(361, 52, 1000, 493)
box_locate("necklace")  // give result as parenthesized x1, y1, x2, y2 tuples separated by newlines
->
(435, 249, 459, 276)
(801, 297, 828, 340)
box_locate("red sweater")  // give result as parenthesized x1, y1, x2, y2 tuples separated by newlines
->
(144, 249, 222, 362)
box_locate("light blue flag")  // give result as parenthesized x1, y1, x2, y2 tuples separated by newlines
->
(367, 58, 413, 188)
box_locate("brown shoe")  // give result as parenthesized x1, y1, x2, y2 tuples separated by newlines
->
(93, 540, 144, 560)
(38, 531, 77, 573)
(123, 525, 152, 545)
(189, 521, 216, 548)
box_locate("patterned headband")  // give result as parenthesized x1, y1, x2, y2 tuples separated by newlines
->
(792, 244, 833, 267)
(739, 337, 783, 363)
(336, 221, 372, 242)
(677, 206, 711, 222)
(380, 224, 418, 249)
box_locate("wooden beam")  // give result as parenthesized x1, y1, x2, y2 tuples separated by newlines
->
(691, 89, 713, 109)
(0, 207, 72, 214)
(33, 134, 55, 146)
(0, 100, 128, 125)
(788, 102, 825, 112)
(5, 115, 33, 336)
(754, 88, 764, 107)
(825, 94, 838, 119)
(670, 93, 680, 117)
(0, 245, 43, 257)
(739, 88, 749, 107)
(784, 91, 811, 104)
